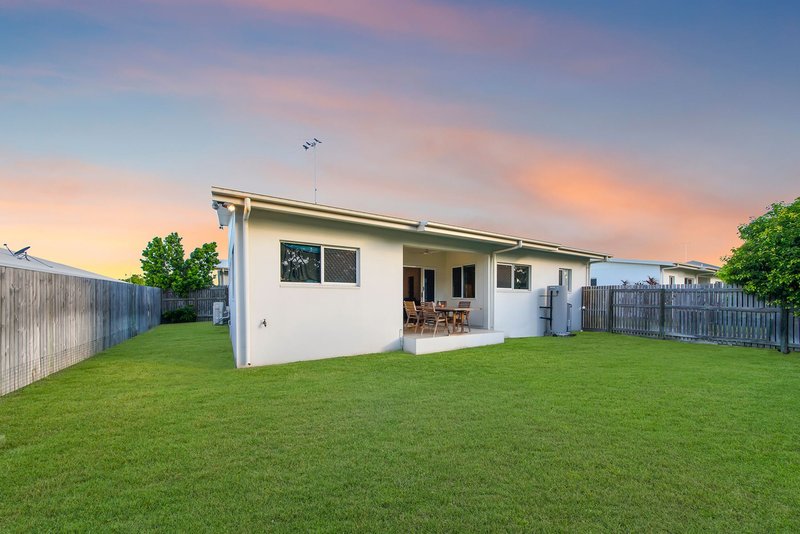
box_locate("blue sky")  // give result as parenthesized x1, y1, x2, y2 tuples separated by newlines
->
(1, 0, 798, 276)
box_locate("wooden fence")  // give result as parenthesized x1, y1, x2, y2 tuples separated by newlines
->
(161, 287, 228, 321)
(0, 266, 161, 396)
(582, 284, 799, 352)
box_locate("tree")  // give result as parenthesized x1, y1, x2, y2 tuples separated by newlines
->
(120, 273, 146, 285)
(718, 198, 800, 309)
(140, 232, 219, 295)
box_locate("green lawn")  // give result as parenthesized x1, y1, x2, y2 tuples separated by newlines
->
(1, 324, 799, 532)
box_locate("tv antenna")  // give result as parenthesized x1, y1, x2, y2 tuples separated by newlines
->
(4, 243, 52, 268)
(302, 137, 322, 204)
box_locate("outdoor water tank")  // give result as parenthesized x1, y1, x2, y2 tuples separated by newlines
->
(546, 285, 570, 335)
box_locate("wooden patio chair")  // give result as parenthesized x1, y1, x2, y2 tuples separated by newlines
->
(419, 302, 449, 337)
(403, 300, 421, 331)
(455, 301, 471, 333)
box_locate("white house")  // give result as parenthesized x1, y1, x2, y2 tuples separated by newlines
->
(211, 186, 609, 368)
(590, 258, 722, 286)
(214, 259, 229, 286)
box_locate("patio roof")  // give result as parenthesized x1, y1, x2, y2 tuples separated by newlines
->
(211, 186, 610, 260)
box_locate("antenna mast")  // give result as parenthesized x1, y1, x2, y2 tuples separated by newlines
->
(302, 138, 322, 204)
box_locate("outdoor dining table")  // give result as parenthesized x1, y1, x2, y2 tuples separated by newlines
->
(433, 306, 475, 334)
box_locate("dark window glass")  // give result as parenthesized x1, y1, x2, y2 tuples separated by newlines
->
(590, 278, 597, 287)
(497, 264, 512, 289)
(463, 265, 475, 298)
(452, 267, 462, 298)
(324, 248, 357, 283)
(514, 265, 530, 290)
(559, 268, 572, 291)
(280, 243, 321, 283)
(424, 269, 435, 302)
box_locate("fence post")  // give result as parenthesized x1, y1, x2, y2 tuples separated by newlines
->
(779, 306, 790, 354)
(607, 288, 615, 333)
(659, 288, 666, 339)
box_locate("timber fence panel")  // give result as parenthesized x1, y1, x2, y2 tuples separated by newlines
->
(161, 287, 229, 321)
(0, 266, 161, 396)
(581, 284, 798, 351)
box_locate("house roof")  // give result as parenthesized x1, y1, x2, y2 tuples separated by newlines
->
(684, 260, 721, 271)
(594, 258, 675, 267)
(216, 259, 229, 270)
(593, 257, 721, 275)
(210, 186, 611, 260)
(0, 248, 119, 282)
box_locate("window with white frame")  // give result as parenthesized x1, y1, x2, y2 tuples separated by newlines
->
(280, 242, 358, 284)
(452, 264, 475, 298)
(668, 275, 675, 285)
(497, 263, 531, 290)
(558, 268, 572, 291)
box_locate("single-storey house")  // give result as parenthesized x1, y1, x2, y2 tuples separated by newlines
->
(214, 259, 229, 286)
(589, 258, 722, 286)
(211, 186, 610, 367)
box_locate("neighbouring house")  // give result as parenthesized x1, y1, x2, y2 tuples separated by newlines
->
(214, 259, 228, 286)
(589, 258, 722, 287)
(210, 186, 610, 367)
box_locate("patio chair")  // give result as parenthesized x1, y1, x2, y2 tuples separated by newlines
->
(419, 302, 449, 337)
(403, 300, 422, 331)
(455, 301, 471, 333)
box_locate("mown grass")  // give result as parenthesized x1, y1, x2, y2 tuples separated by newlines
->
(1, 323, 799, 532)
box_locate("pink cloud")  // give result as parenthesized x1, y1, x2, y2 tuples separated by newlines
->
(0, 154, 222, 278)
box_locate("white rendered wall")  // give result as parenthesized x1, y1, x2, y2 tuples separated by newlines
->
(245, 211, 403, 366)
(494, 251, 589, 337)
(662, 268, 699, 285)
(590, 262, 661, 286)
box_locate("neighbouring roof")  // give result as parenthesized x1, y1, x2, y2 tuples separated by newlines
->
(593, 257, 720, 274)
(210, 186, 611, 260)
(595, 258, 675, 267)
(684, 260, 721, 271)
(216, 259, 229, 270)
(0, 248, 120, 282)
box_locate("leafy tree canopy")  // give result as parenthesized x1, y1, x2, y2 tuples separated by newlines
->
(140, 232, 219, 295)
(718, 198, 800, 307)
(120, 273, 146, 285)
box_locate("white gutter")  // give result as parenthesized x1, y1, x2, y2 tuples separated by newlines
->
(489, 240, 524, 330)
(243, 197, 252, 366)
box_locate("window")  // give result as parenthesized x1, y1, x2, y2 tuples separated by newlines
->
(558, 268, 572, 291)
(324, 248, 357, 283)
(280, 242, 358, 284)
(497, 263, 531, 290)
(668, 275, 675, 285)
(452, 264, 476, 298)
(452, 267, 462, 297)
(684, 277, 693, 286)
(590, 278, 597, 287)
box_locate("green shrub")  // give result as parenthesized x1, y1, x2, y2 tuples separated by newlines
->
(162, 305, 197, 324)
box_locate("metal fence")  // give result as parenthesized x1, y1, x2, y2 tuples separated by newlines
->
(0, 266, 161, 396)
(161, 286, 228, 321)
(582, 284, 799, 352)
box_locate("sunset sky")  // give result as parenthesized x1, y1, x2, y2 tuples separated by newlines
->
(1, 1, 798, 278)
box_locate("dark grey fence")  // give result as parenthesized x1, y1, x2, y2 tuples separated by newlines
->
(161, 287, 228, 321)
(0, 266, 161, 396)
(582, 285, 799, 352)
